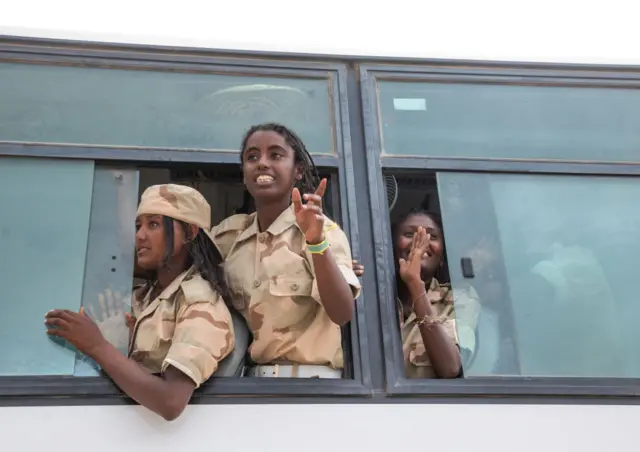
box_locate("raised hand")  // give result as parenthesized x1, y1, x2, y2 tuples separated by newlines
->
(398, 227, 430, 285)
(292, 178, 327, 244)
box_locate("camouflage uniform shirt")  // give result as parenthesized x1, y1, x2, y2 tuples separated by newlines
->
(400, 278, 480, 378)
(212, 206, 361, 369)
(129, 267, 235, 387)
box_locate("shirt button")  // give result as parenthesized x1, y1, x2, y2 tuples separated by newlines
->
(290, 283, 299, 291)
(253, 280, 261, 288)
(258, 233, 266, 243)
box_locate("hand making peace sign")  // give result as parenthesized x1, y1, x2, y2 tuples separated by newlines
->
(292, 178, 327, 244)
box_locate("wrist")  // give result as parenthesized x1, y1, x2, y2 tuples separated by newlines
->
(87, 338, 112, 361)
(405, 277, 424, 293)
(305, 234, 325, 245)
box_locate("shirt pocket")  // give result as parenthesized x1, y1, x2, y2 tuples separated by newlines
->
(263, 248, 315, 330)
(266, 277, 315, 331)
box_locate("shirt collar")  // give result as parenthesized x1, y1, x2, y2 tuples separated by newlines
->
(234, 205, 299, 244)
(142, 266, 196, 304)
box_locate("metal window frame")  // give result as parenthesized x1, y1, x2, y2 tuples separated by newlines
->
(359, 62, 640, 397)
(0, 40, 374, 402)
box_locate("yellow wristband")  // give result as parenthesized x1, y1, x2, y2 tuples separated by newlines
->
(307, 238, 329, 254)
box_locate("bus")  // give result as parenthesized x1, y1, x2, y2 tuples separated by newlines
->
(1, 2, 639, 450)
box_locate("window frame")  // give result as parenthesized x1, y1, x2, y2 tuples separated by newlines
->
(359, 62, 640, 398)
(0, 40, 373, 400)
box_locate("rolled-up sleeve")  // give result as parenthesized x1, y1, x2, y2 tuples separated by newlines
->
(162, 295, 235, 387)
(309, 221, 361, 302)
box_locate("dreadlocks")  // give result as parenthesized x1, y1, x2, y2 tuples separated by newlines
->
(161, 216, 231, 305)
(240, 122, 320, 193)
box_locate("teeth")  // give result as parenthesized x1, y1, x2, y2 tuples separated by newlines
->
(256, 175, 274, 183)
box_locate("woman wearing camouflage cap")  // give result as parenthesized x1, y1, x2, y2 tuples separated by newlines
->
(46, 184, 234, 421)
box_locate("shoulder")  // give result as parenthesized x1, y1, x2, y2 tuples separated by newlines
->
(321, 216, 350, 245)
(322, 216, 341, 233)
(132, 282, 151, 309)
(211, 213, 254, 258)
(178, 272, 222, 306)
(212, 214, 254, 236)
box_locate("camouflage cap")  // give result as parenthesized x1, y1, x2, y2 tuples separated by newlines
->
(137, 184, 211, 230)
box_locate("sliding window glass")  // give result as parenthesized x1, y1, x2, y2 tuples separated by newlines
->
(0, 157, 138, 376)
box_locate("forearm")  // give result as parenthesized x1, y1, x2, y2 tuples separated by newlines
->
(311, 248, 355, 325)
(90, 342, 193, 420)
(406, 280, 461, 378)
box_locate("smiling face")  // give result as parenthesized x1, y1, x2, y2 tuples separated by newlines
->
(135, 214, 188, 270)
(393, 212, 445, 277)
(241, 130, 302, 204)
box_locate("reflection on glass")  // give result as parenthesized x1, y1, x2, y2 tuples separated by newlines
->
(379, 81, 640, 161)
(0, 62, 333, 153)
(0, 157, 94, 375)
(74, 168, 139, 376)
(438, 172, 640, 378)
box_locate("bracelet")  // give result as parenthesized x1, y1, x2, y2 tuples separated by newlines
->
(415, 304, 454, 326)
(307, 238, 329, 254)
(415, 314, 447, 326)
(411, 290, 427, 311)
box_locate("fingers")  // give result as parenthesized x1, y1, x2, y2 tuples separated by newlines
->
(302, 193, 323, 208)
(291, 187, 303, 213)
(46, 309, 76, 322)
(314, 178, 327, 198)
(46, 328, 66, 338)
(352, 260, 364, 277)
(301, 204, 322, 215)
(45, 316, 70, 330)
(413, 227, 429, 252)
(125, 312, 137, 329)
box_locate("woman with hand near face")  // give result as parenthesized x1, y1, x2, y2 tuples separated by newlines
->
(392, 209, 480, 378)
(46, 184, 234, 420)
(212, 123, 361, 379)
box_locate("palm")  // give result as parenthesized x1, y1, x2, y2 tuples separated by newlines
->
(399, 228, 429, 283)
(292, 179, 328, 243)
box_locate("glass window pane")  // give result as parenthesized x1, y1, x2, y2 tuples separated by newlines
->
(74, 168, 139, 376)
(438, 172, 640, 378)
(0, 157, 94, 376)
(379, 81, 640, 162)
(0, 62, 333, 153)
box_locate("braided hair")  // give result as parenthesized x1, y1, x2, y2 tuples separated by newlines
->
(239, 122, 320, 193)
(161, 216, 231, 305)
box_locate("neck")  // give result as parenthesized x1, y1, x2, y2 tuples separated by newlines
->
(155, 257, 189, 292)
(255, 197, 290, 232)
